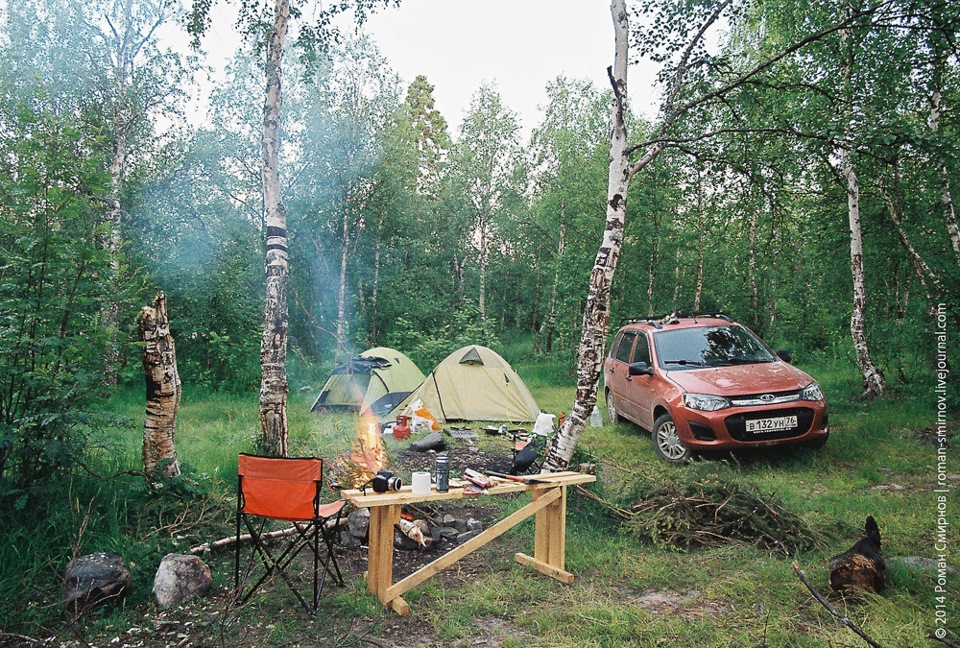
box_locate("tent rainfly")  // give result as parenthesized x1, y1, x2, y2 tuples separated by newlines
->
(311, 347, 425, 422)
(397, 345, 540, 423)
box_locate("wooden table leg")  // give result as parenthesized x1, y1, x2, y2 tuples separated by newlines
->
(366, 504, 400, 603)
(516, 485, 574, 584)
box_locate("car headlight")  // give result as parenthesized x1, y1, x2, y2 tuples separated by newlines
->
(683, 393, 731, 411)
(800, 382, 824, 401)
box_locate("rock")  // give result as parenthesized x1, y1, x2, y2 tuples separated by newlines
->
(456, 530, 481, 544)
(63, 552, 131, 616)
(466, 518, 483, 532)
(436, 526, 460, 541)
(889, 556, 959, 574)
(152, 554, 212, 608)
(410, 432, 446, 452)
(340, 529, 362, 549)
(348, 508, 370, 539)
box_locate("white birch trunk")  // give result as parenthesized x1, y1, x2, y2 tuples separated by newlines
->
(138, 292, 180, 481)
(259, 0, 290, 456)
(672, 246, 682, 308)
(843, 154, 886, 397)
(478, 209, 488, 322)
(839, 20, 885, 398)
(541, 219, 565, 353)
(748, 208, 758, 319)
(880, 184, 940, 299)
(337, 203, 350, 353)
(929, 86, 960, 262)
(543, 0, 629, 472)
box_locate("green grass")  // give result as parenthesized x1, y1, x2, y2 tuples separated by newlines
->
(2, 359, 957, 646)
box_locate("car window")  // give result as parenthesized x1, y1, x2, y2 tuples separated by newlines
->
(630, 334, 651, 365)
(614, 332, 636, 363)
(653, 325, 776, 369)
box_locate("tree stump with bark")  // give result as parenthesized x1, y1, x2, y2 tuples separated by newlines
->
(138, 291, 181, 482)
(829, 516, 884, 593)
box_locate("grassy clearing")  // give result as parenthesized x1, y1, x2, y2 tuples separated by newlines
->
(2, 360, 957, 647)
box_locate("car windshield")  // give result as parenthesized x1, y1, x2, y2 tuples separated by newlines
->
(654, 325, 776, 369)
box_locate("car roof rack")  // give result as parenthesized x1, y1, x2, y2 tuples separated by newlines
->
(625, 312, 730, 328)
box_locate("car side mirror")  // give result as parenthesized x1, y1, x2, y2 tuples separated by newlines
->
(776, 349, 792, 363)
(629, 361, 654, 376)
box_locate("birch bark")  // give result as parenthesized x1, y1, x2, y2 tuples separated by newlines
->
(138, 292, 181, 481)
(839, 19, 885, 398)
(259, 0, 290, 456)
(543, 0, 629, 471)
(843, 154, 886, 397)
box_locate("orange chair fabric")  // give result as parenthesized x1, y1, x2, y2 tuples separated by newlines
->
(238, 454, 323, 522)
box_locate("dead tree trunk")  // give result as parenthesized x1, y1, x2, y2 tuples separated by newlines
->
(138, 292, 181, 481)
(259, 0, 290, 457)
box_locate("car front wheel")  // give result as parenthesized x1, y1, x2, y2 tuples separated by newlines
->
(652, 414, 691, 463)
(606, 391, 620, 425)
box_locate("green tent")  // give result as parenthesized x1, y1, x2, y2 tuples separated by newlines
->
(311, 347, 425, 422)
(396, 345, 540, 423)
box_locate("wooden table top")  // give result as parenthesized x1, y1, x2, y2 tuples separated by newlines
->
(340, 471, 596, 508)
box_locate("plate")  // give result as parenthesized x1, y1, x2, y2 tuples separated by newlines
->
(746, 415, 797, 433)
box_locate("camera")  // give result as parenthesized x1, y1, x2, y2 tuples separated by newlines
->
(371, 470, 402, 493)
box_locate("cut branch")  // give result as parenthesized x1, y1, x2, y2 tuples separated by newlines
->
(792, 561, 884, 648)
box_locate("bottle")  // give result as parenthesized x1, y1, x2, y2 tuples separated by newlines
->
(590, 406, 602, 427)
(435, 453, 449, 492)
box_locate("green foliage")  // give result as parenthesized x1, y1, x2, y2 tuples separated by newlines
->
(386, 306, 500, 371)
(0, 104, 118, 489)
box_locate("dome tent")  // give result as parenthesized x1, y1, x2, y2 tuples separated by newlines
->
(396, 345, 540, 423)
(311, 347, 425, 422)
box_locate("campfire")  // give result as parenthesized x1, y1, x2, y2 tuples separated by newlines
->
(331, 414, 391, 489)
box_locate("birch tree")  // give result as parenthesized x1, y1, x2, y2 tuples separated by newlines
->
(451, 85, 521, 323)
(544, 0, 906, 470)
(189, 0, 398, 456)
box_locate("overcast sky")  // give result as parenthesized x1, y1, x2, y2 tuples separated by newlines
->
(176, 0, 660, 138)
(362, 0, 659, 135)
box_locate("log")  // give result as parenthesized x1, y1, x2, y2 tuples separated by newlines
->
(189, 518, 347, 555)
(829, 516, 884, 593)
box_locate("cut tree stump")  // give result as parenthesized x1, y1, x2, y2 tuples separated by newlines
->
(829, 516, 884, 593)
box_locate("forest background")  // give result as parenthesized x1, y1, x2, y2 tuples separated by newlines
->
(1, 0, 957, 486)
(0, 0, 958, 637)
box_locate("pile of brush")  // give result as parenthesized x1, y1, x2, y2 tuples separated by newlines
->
(617, 469, 815, 556)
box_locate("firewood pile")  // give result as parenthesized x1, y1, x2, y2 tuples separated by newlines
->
(617, 472, 816, 555)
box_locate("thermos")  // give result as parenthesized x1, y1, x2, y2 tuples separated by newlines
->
(435, 453, 449, 492)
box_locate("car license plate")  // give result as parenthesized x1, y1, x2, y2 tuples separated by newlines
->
(746, 415, 797, 433)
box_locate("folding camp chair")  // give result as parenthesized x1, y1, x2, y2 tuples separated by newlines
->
(235, 454, 346, 613)
(510, 430, 549, 475)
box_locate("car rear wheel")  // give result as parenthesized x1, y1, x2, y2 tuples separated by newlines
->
(652, 414, 691, 463)
(606, 391, 620, 425)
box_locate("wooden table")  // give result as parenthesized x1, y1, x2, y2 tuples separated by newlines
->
(341, 471, 596, 615)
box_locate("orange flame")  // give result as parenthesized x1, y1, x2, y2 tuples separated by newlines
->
(348, 413, 390, 487)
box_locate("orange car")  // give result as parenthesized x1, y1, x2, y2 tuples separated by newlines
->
(604, 314, 829, 463)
